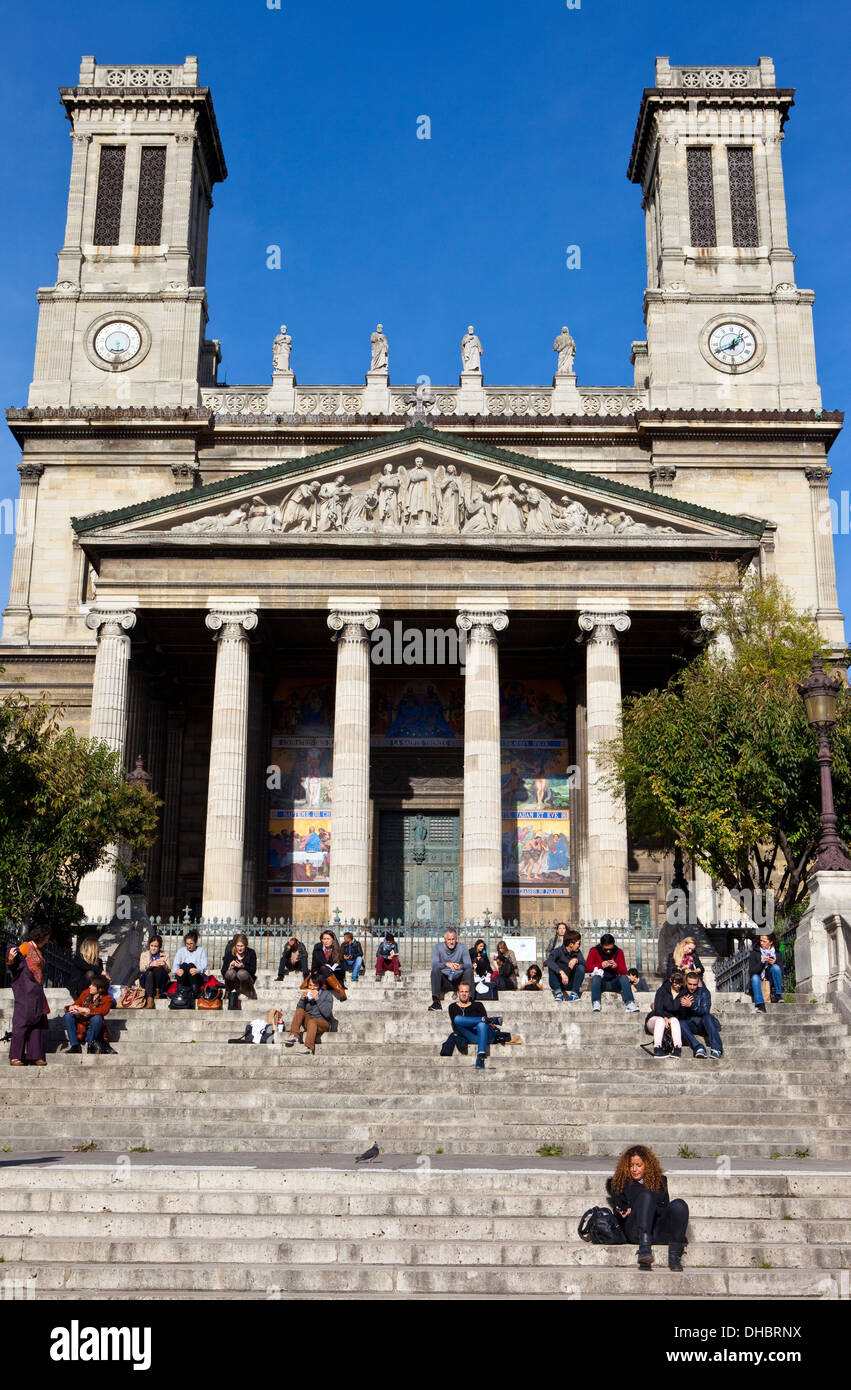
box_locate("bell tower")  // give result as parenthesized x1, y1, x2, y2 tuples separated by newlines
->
(28, 56, 226, 409)
(628, 57, 821, 411)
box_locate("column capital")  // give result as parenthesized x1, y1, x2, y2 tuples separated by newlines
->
(85, 608, 137, 638)
(206, 609, 258, 641)
(327, 609, 380, 641)
(18, 463, 45, 483)
(805, 466, 831, 486)
(578, 611, 631, 644)
(456, 609, 509, 642)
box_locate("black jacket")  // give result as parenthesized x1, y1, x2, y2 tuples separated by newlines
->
(664, 950, 704, 980)
(471, 950, 492, 978)
(748, 944, 779, 978)
(311, 942, 344, 976)
(221, 945, 257, 979)
(649, 981, 686, 1019)
(607, 1174, 670, 1221)
(545, 945, 585, 975)
(68, 950, 104, 997)
(278, 940, 308, 976)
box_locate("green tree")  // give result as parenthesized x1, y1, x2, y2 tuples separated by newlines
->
(0, 685, 160, 943)
(610, 577, 851, 917)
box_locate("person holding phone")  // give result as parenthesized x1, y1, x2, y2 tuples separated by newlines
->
(606, 1145, 689, 1271)
(284, 971, 335, 1054)
(139, 934, 171, 1008)
(748, 933, 784, 1011)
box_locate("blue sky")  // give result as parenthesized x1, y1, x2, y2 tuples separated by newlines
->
(1, 0, 849, 631)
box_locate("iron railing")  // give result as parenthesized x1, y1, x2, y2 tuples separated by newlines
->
(713, 923, 797, 994)
(0, 925, 77, 990)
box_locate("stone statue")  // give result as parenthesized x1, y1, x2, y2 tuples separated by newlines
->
(553, 325, 576, 375)
(273, 324, 292, 372)
(462, 487, 493, 533)
(405, 456, 432, 526)
(347, 490, 379, 531)
(520, 483, 558, 534)
(488, 475, 525, 531)
(245, 495, 282, 533)
(370, 323, 389, 372)
(435, 464, 463, 530)
(461, 325, 482, 373)
(377, 463, 402, 526)
(280, 479, 319, 532)
(317, 476, 352, 531)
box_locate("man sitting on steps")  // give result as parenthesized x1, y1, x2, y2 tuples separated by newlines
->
(439, 980, 522, 1071)
(284, 971, 335, 1055)
(428, 930, 472, 1011)
(677, 968, 723, 1059)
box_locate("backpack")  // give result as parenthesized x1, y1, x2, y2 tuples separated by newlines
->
(578, 1206, 627, 1245)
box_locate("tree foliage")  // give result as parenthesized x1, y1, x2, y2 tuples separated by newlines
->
(610, 577, 851, 916)
(0, 685, 160, 942)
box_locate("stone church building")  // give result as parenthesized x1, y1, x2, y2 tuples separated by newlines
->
(0, 55, 843, 930)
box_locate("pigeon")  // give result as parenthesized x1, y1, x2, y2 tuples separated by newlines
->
(355, 1142, 380, 1164)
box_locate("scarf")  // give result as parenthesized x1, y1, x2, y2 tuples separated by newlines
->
(20, 940, 44, 985)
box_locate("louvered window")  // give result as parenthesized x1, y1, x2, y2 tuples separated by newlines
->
(686, 147, 716, 247)
(135, 146, 167, 244)
(93, 145, 126, 244)
(727, 146, 758, 247)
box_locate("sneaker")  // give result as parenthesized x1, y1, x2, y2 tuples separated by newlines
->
(592, 1001, 602, 1012)
(566, 992, 580, 1002)
(100, 1044, 117, 1056)
(284, 1035, 297, 1047)
(770, 992, 784, 1004)
(669, 1046, 681, 1059)
(66, 1044, 82, 1054)
(652, 1046, 665, 1057)
(553, 992, 564, 1002)
(428, 1000, 442, 1012)
(754, 1002, 766, 1013)
(710, 1049, 722, 1059)
(86, 1042, 101, 1055)
(506, 1035, 524, 1045)
(299, 1046, 314, 1055)
(625, 1002, 639, 1013)
(694, 1047, 707, 1059)
(475, 1055, 486, 1071)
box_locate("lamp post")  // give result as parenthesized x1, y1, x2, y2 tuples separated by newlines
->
(798, 654, 851, 872)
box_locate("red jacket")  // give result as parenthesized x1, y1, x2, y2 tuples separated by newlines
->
(586, 946, 628, 976)
(66, 989, 113, 1042)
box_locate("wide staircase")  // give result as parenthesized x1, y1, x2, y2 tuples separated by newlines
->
(1, 970, 850, 1298)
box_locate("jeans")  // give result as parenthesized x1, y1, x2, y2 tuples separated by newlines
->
(452, 1015, 490, 1056)
(548, 962, 586, 996)
(590, 972, 634, 1005)
(63, 1012, 104, 1046)
(344, 956, 364, 981)
(430, 965, 472, 998)
(750, 965, 782, 1004)
(679, 1013, 723, 1055)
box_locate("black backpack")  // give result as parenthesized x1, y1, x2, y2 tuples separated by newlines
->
(578, 1206, 627, 1245)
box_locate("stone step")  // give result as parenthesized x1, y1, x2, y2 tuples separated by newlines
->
(4, 1188, 849, 1218)
(4, 1210, 848, 1248)
(0, 1259, 838, 1297)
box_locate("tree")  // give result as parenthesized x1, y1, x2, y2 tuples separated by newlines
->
(0, 685, 160, 943)
(609, 577, 851, 918)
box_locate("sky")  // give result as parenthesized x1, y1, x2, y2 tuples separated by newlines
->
(0, 0, 849, 632)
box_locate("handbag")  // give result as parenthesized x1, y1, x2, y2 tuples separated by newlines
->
(119, 986, 146, 1010)
(197, 995, 222, 1010)
(227, 989, 241, 1011)
(577, 1206, 628, 1245)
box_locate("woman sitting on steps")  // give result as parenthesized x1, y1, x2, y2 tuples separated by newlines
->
(607, 1144, 690, 1271)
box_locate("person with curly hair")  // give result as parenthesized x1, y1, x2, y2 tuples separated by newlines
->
(606, 1145, 689, 1270)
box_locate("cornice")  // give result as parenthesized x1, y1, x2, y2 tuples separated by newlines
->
(627, 86, 796, 184)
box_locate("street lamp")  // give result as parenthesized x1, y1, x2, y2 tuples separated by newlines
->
(798, 653, 851, 872)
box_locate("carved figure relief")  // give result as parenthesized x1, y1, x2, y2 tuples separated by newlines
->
(170, 456, 680, 538)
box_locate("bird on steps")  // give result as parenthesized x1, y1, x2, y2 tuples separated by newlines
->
(355, 1142, 380, 1164)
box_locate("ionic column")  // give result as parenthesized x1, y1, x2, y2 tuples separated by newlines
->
(77, 608, 137, 921)
(201, 608, 258, 920)
(456, 609, 509, 920)
(578, 611, 631, 922)
(327, 609, 379, 921)
(806, 467, 842, 616)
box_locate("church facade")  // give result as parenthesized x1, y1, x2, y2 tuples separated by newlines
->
(0, 55, 843, 929)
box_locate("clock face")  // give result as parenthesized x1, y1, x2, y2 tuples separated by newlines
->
(94, 321, 142, 364)
(708, 322, 757, 367)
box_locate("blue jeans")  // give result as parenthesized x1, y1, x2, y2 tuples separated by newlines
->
(452, 1015, 490, 1057)
(750, 965, 782, 1004)
(590, 972, 634, 1005)
(63, 1012, 104, 1046)
(548, 961, 586, 996)
(344, 956, 363, 981)
(679, 1013, 723, 1055)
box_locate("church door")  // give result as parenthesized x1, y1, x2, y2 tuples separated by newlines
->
(377, 811, 460, 927)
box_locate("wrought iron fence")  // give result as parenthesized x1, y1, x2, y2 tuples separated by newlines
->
(64, 911, 663, 978)
(713, 923, 797, 995)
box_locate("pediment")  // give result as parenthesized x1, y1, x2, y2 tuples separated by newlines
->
(72, 427, 765, 544)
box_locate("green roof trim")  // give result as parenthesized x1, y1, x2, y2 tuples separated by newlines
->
(71, 424, 766, 538)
